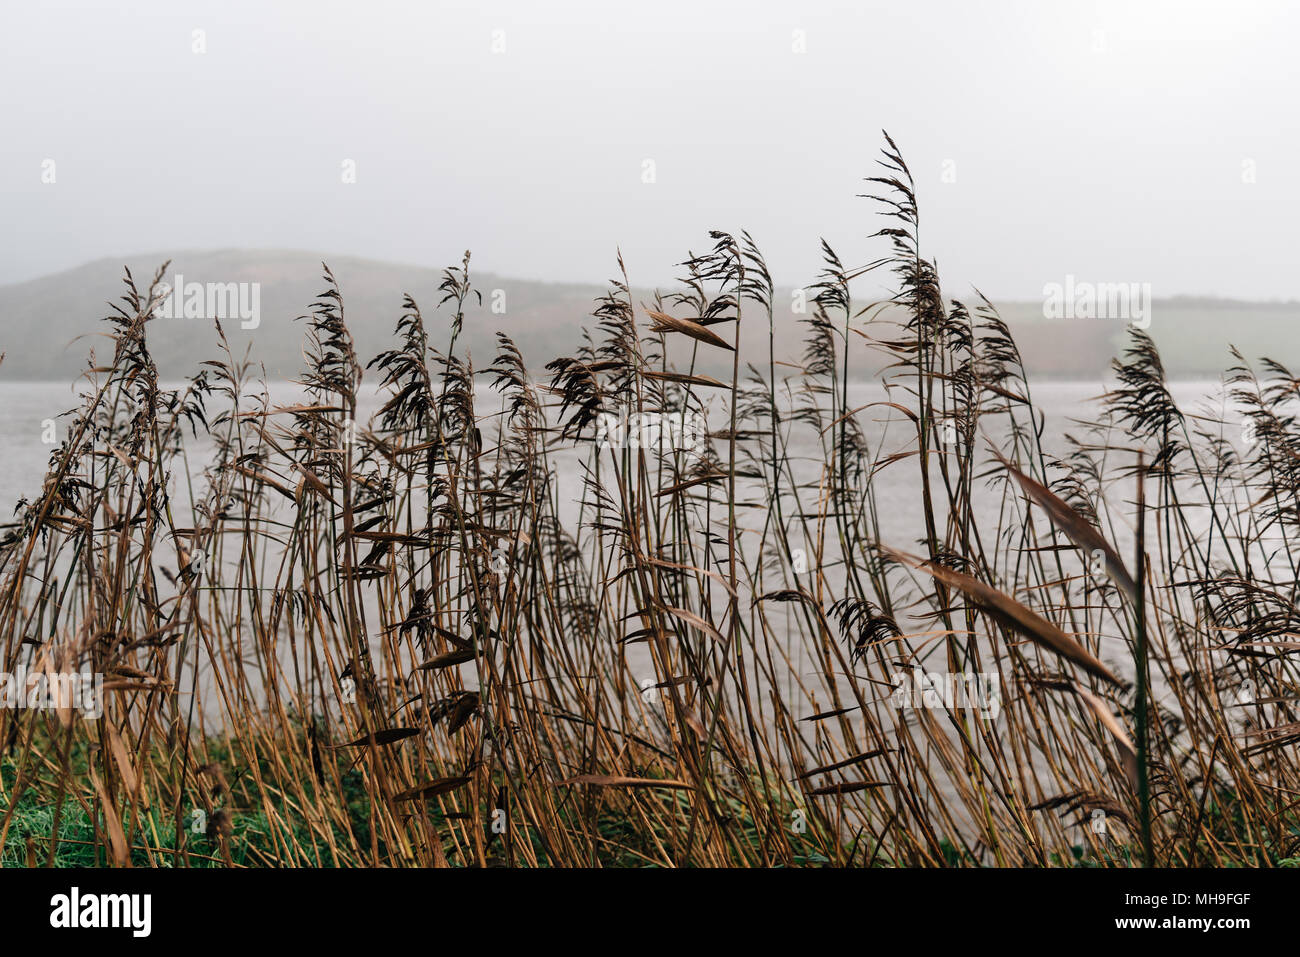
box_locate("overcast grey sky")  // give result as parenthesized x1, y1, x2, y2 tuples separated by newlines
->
(1, 0, 1295, 299)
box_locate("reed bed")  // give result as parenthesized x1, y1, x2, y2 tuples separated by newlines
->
(1, 135, 1297, 868)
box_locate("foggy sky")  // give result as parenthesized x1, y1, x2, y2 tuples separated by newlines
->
(1, 0, 1296, 300)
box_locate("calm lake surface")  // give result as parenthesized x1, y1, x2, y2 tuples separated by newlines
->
(0, 378, 1232, 526)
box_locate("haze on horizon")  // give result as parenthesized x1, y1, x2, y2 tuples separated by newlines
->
(2, 0, 1296, 301)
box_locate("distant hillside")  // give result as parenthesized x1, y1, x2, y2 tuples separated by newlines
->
(990, 297, 1300, 381)
(0, 250, 601, 384)
(1, 250, 1297, 383)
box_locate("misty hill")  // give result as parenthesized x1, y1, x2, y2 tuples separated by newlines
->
(0, 250, 603, 385)
(1, 250, 1298, 385)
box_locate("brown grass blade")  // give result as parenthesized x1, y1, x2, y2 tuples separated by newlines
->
(886, 547, 1121, 687)
(1074, 684, 1139, 790)
(393, 776, 472, 801)
(563, 774, 694, 791)
(646, 311, 735, 351)
(807, 781, 891, 796)
(89, 770, 130, 867)
(994, 451, 1138, 602)
(332, 728, 420, 748)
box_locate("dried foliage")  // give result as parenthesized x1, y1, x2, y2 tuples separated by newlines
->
(0, 136, 1294, 868)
